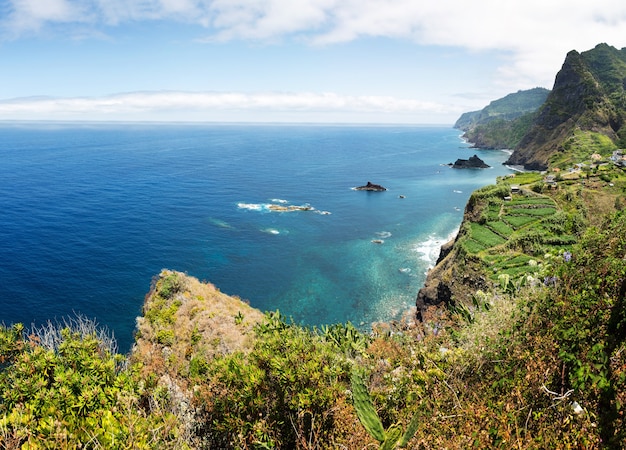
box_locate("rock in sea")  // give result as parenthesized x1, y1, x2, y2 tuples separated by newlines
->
(355, 181, 387, 191)
(448, 154, 490, 169)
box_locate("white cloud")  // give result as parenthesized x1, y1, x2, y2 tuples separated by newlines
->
(0, 91, 457, 123)
(3, 0, 626, 102)
(4, 0, 85, 33)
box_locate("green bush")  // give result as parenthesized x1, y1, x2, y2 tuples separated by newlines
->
(196, 313, 351, 448)
(156, 329, 176, 346)
(158, 272, 183, 299)
(543, 211, 626, 447)
(0, 321, 185, 449)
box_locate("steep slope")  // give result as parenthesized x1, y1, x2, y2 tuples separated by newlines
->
(455, 87, 549, 131)
(506, 43, 626, 170)
(455, 88, 549, 149)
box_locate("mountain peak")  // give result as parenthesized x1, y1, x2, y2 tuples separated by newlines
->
(505, 43, 626, 170)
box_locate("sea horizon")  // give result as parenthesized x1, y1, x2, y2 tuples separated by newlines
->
(0, 119, 455, 128)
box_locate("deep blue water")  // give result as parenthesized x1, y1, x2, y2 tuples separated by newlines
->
(0, 122, 514, 351)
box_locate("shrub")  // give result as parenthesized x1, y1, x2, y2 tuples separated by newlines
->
(196, 313, 352, 448)
(158, 272, 184, 299)
(543, 211, 626, 447)
(0, 319, 185, 449)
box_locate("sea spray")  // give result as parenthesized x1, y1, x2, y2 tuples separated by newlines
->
(413, 228, 459, 272)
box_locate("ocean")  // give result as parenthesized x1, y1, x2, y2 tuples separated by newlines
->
(0, 122, 514, 352)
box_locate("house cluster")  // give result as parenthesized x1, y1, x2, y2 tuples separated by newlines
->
(543, 175, 557, 188)
(610, 150, 626, 167)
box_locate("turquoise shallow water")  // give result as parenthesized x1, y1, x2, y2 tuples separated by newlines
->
(0, 122, 514, 351)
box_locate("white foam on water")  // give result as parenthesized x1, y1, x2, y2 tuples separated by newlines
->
(270, 198, 289, 204)
(262, 228, 280, 235)
(376, 231, 392, 239)
(237, 202, 267, 211)
(413, 228, 459, 270)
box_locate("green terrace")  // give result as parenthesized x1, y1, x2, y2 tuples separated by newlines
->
(458, 181, 577, 281)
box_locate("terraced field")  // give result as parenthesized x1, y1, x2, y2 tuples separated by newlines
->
(460, 189, 574, 280)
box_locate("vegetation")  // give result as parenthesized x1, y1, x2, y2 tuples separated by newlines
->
(455, 88, 549, 132)
(508, 44, 626, 170)
(455, 88, 549, 150)
(462, 112, 537, 150)
(552, 129, 617, 168)
(0, 316, 187, 449)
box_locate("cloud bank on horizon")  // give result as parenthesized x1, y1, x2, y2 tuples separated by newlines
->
(2, 0, 626, 123)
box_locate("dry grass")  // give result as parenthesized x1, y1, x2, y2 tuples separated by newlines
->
(131, 269, 267, 444)
(135, 270, 264, 363)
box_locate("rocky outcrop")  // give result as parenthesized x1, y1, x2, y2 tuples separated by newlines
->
(131, 270, 265, 445)
(355, 181, 387, 191)
(415, 234, 487, 322)
(415, 198, 490, 322)
(449, 154, 490, 169)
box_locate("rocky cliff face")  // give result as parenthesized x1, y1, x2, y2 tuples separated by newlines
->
(131, 270, 265, 443)
(455, 87, 549, 132)
(506, 43, 626, 170)
(455, 88, 549, 150)
(415, 200, 488, 322)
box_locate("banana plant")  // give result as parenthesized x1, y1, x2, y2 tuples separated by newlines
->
(350, 367, 419, 449)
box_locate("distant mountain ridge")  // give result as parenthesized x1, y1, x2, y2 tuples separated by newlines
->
(506, 43, 626, 170)
(455, 87, 550, 131)
(455, 88, 549, 150)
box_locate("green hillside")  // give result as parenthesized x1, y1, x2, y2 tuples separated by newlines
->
(455, 87, 550, 132)
(507, 44, 626, 170)
(455, 88, 549, 149)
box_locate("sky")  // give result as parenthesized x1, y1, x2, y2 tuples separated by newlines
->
(1, 1, 626, 124)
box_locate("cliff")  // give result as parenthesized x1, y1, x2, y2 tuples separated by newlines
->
(506, 43, 626, 170)
(131, 270, 265, 441)
(455, 87, 549, 150)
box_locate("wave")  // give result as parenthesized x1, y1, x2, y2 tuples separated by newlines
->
(237, 202, 268, 211)
(262, 228, 281, 235)
(239, 200, 330, 214)
(413, 228, 459, 270)
(376, 231, 392, 239)
(503, 164, 526, 173)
